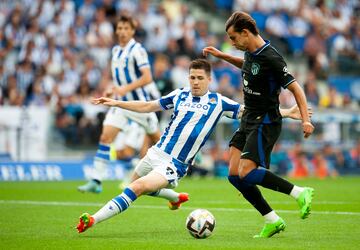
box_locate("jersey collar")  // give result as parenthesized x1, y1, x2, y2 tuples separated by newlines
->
(250, 40, 270, 56)
(120, 38, 136, 50)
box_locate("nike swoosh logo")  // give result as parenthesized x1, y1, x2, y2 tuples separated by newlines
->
(241, 152, 250, 156)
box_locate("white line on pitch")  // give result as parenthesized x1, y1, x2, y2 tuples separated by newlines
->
(196, 200, 359, 205)
(1, 199, 360, 216)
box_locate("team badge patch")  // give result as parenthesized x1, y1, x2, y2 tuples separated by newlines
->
(209, 97, 217, 104)
(251, 63, 260, 75)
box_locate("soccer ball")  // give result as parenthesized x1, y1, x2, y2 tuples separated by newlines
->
(185, 209, 216, 239)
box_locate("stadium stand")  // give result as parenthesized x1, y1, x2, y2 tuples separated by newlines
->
(0, 0, 359, 178)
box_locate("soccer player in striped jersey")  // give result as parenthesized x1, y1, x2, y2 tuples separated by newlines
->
(76, 59, 306, 233)
(77, 16, 162, 193)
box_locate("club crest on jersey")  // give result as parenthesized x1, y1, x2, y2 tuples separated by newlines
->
(243, 79, 248, 86)
(251, 63, 260, 75)
(209, 97, 217, 104)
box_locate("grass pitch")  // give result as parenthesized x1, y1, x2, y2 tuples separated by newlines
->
(1, 177, 360, 249)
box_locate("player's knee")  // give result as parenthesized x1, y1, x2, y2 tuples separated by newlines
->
(238, 160, 256, 178)
(118, 148, 135, 159)
(227, 175, 238, 187)
(99, 134, 113, 144)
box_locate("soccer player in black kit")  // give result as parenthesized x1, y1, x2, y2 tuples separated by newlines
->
(203, 11, 315, 238)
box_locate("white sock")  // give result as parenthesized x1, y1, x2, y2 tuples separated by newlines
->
(93, 200, 120, 225)
(263, 210, 280, 223)
(93, 158, 108, 181)
(93, 188, 137, 224)
(148, 189, 179, 202)
(92, 143, 111, 181)
(290, 185, 305, 199)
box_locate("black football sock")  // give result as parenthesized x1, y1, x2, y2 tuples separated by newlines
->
(242, 168, 294, 195)
(228, 175, 272, 216)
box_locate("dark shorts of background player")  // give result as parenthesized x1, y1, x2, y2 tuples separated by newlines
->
(229, 121, 282, 168)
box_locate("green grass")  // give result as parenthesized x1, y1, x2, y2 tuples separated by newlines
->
(1, 177, 360, 249)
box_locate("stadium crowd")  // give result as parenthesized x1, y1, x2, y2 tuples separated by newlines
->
(0, 0, 359, 176)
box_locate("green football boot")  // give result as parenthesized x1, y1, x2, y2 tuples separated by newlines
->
(254, 218, 286, 238)
(77, 180, 102, 193)
(297, 187, 314, 219)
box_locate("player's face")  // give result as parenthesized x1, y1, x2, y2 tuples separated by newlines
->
(189, 69, 210, 96)
(116, 21, 135, 45)
(227, 26, 248, 51)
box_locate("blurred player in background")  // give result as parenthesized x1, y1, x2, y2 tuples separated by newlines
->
(112, 82, 162, 188)
(77, 15, 162, 193)
(203, 11, 315, 238)
(76, 59, 307, 234)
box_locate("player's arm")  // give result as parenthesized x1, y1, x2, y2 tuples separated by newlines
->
(233, 104, 312, 120)
(203, 46, 244, 68)
(113, 67, 153, 96)
(287, 81, 315, 138)
(92, 97, 162, 113)
(280, 105, 313, 120)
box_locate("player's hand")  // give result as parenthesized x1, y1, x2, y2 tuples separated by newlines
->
(302, 121, 315, 138)
(92, 97, 117, 106)
(203, 46, 223, 58)
(286, 105, 313, 120)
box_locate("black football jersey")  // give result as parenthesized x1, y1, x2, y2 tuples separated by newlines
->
(241, 40, 295, 123)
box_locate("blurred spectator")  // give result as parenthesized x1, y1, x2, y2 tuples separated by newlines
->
(303, 71, 320, 106)
(332, 31, 360, 74)
(78, 0, 96, 26)
(312, 150, 338, 179)
(152, 53, 173, 95)
(265, 10, 289, 54)
(271, 143, 292, 175)
(304, 27, 329, 79)
(350, 140, 360, 168)
(319, 86, 343, 108)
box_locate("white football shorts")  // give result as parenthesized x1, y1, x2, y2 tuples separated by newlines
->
(113, 121, 146, 151)
(134, 146, 188, 189)
(103, 107, 159, 134)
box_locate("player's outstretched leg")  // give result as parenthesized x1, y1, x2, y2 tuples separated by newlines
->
(77, 179, 102, 193)
(296, 187, 314, 219)
(77, 213, 95, 233)
(76, 187, 138, 233)
(254, 217, 286, 238)
(168, 193, 189, 210)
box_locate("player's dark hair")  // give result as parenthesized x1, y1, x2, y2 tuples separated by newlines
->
(225, 11, 259, 35)
(118, 15, 136, 30)
(189, 59, 211, 76)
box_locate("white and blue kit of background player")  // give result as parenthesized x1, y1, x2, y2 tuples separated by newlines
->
(134, 87, 241, 188)
(103, 38, 159, 134)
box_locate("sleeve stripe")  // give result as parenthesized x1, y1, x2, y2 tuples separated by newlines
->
(158, 99, 167, 110)
(283, 79, 296, 88)
(233, 105, 241, 119)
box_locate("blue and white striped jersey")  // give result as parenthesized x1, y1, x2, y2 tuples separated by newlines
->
(111, 38, 155, 101)
(157, 88, 241, 164)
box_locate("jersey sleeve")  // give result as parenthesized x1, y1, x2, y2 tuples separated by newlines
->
(133, 45, 150, 69)
(270, 54, 296, 89)
(221, 95, 241, 119)
(158, 89, 180, 110)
